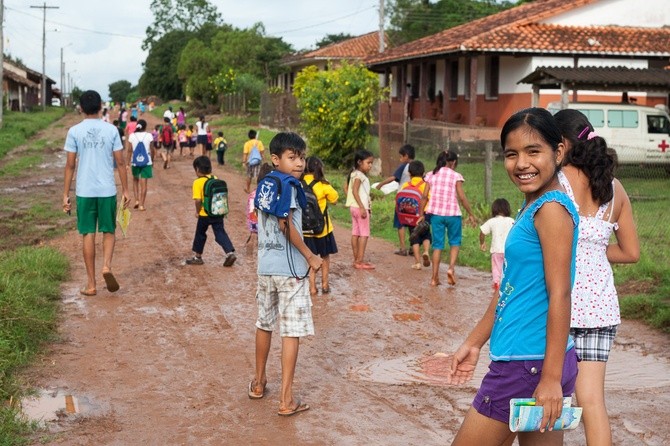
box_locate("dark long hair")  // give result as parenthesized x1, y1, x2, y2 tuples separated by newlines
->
(554, 109, 615, 204)
(433, 150, 458, 174)
(304, 156, 328, 184)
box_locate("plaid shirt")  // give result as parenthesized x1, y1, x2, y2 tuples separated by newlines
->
(424, 167, 464, 216)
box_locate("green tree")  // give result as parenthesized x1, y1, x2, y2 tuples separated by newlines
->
(293, 62, 387, 167)
(177, 39, 219, 104)
(315, 33, 354, 48)
(387, 0, 516, 44)
(143, 0, 222, 50)
(108, 80, 132, 103)
(71, 86, 83, 105)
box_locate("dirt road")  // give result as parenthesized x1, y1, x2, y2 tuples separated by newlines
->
(14, 112, 670, 445)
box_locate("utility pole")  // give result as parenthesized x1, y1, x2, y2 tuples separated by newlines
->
(1, 0, 5, 127)
(30, 2, 59, 111)
(378, 0, 385, 53)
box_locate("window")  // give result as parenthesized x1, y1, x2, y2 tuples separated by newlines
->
(647, 115, 670, 134)
(464, 59, 471, 101)
(576, 109, 605, 128)
(449, 61, 458, 100)
(485, 56, 499, 99)
(608, 110, 638, 128)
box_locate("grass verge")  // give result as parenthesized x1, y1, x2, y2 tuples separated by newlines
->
(0, 108, 71, 444)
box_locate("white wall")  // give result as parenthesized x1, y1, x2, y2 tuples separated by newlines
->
(545, 0, 670, 27)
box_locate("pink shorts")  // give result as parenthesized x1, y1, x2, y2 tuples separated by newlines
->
(491, 252, 504, 286)
(350, 206, 370, 237)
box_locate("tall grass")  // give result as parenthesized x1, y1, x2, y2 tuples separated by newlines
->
(0, 109, 65, 161)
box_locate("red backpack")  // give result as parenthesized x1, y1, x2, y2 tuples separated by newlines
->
(395, 180, 424, 227)
(161, 124, 173, 146)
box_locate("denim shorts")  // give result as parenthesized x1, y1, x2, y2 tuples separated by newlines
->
(472, 348, 578, 424)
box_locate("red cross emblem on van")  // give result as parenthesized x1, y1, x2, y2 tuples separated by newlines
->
(659, 140, 669, 153)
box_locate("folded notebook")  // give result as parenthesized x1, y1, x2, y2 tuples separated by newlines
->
(509, 397, 582, 432)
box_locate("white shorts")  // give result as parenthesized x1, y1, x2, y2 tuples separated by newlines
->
(255, 275, 314, 337)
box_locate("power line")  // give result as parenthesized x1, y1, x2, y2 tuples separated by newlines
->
(30, 2, 59, 110)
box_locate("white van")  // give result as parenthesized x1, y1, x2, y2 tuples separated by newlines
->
(547, 102, 670, 166)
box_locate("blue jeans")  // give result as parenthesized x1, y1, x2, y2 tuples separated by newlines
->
(192, 216, 234, 255)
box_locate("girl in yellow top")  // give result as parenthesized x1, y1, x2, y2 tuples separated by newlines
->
(302, 156, 339, 296)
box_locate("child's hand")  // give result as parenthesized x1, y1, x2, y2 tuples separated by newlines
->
(447, 344, 480, 385)
(466, 215, 477, 227)
(532, 378, 564, 432)
(308, 254, 323, 272)
(360, 209, 368, 220)
(63, 196, 71, 215)
(480, 242, 487, 252)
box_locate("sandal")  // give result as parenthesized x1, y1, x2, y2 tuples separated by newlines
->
(248, 380, 266, 399)
(102, 271, 120, 292)
(80, 288, 97, 296)
(321, 286, 331, 294)
(393, 249, 408, 256)
(422, 253, 431, 267)
(411, 263, 422, 270)
(133, 201, 139, 209)
(278, 400, 310, 416)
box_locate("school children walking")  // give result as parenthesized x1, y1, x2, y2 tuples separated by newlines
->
(302, 156, 339, 295)
(184, 156, 236, 267)
(249, 132, 323, 417)
(345, 149, 375, 270)
(397, 160, 431, 270)
(449, 108, 579, 446)
(479, 198, 515, 291)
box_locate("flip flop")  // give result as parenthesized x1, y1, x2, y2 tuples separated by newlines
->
(133, 202, 139, 209)
(248, 380, 266, 399)
(447, 269, 456, 286)
(80, 288, 97, 296)
(138, 206, 146, 211)
(278, 400, 310, 416)
(102, 271, 120, 292)
(422, 253, 431, 267)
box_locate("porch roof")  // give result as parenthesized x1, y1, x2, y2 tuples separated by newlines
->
(518, 66, 670, 92)
(2, 69, 39, 88)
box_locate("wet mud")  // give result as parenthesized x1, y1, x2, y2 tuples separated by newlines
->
(12, 112, 670, 445)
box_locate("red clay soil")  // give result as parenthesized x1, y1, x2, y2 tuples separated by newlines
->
(17, 112, 670, 445)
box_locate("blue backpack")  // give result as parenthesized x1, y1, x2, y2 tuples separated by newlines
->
(248, 142, 262, 166)
(132, 140, 150, 167)
(254, 171, 305, 218)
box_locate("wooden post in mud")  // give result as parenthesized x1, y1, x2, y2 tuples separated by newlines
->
(484, 141, 493, 205)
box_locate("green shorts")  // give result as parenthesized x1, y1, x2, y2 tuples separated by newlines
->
(132, 165, 153, 179)
(76, 195, 117, 235)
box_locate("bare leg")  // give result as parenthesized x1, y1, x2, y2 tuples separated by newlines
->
(139, 178, 148, 208)
(452, 407, 517, 446)
(412, 243, 421, 264)
(357, 236, 369, 264)
(397, 226, 406, 251)
(575, 361, 612, 446)
(321, 255, 330, 290)
(245, 177, 252, 194)
(431, 248, 442, 286)
(132, 177, 139, 205)
(351, 235, 359, 264)
(447, 245, 460, 285)
(101, 232, 116, 274)
(82, 233, 96, 291)
(518, 430, 564, 446)
(253, 328, 271, 394)
(280, 336, 300, 411)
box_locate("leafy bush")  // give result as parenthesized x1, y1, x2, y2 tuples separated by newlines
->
(293, 62, 388, 167)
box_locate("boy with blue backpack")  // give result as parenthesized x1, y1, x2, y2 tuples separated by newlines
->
(243, 129, 265, 193)
(249, 132, 323, 417)
(184, 156, 236, 267)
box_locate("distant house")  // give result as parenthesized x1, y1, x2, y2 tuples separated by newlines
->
(271, 31, 387, 92)
(366, 0, 670, 128)
(2, 60, 56, 111)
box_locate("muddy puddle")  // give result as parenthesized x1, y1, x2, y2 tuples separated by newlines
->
(21, 388, 104, 425)
(356, 353, 487, 388)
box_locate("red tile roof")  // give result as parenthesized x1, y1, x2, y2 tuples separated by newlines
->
(285, 31, 386, 66)
(465, 24, 670, 56)
(366, 0, 599, 65)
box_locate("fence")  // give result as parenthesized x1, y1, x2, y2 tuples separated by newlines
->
(260, 92, 299, 131)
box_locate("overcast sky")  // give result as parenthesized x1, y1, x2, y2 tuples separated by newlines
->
(4, 0, 381, 100)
